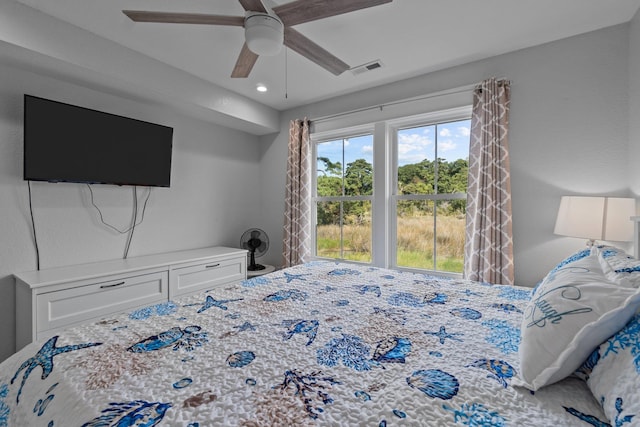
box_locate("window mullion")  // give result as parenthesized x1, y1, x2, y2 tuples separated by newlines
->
(433, 202, 437, 271)
(372, 121, 387, 268)
(339, 201, 344, 259)
(395, 193, 466, 201)
(433, 124, 438, 271)
(341, 138, 345, 259)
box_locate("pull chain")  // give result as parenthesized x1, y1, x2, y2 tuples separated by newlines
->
(285, 48, 288, 99)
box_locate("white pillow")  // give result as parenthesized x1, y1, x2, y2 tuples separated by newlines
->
(596, 245, 640, 288)
(514, 252, 640, 390)
(578, 313, 640, 424)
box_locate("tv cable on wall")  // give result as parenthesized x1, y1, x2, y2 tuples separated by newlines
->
(25, 183, 152, 269)
(27, 181, 40, 270)
(87, 184, 152, 259)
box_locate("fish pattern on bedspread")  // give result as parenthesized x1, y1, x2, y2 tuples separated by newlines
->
(0, 262, 607, 426)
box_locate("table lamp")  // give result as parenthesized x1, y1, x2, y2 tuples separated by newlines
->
(554, 196, 635, 246)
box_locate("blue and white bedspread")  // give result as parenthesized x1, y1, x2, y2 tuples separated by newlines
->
(0, 261, 606, 426)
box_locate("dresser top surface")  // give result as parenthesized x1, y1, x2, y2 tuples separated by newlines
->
(15, 246, 247, 288)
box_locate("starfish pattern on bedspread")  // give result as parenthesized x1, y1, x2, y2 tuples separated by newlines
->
(11, 336, 102, 403)
(424, 326, 464, 345)
(282, 272, 311, 283)
(233, 321, 257, 332)
(185, 295, 244, 313)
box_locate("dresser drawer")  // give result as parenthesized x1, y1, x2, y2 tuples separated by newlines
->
(36, 270, 168, 334)
(170, 256, 246, 298)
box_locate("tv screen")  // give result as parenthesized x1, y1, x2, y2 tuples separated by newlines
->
(23, 95, 173, 187)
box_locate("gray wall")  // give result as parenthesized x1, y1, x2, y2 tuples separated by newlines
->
(258, 24, 631, 287)
(0, 62, 262, 361)
(629, 8, 640, 197)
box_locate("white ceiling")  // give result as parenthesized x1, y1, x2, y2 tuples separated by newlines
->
(9, 0, 640, 113)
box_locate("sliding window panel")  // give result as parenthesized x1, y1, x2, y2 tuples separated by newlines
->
(435, 199, 466, 273)
(316, 201, 342, 259)
(396, 199, 435, 270)
(341, 200, 372, 262)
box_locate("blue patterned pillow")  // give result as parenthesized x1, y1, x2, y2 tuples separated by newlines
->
(596, 245, 640, 288)
(514, 252, 640, 390)
(578, 313, 640, 424)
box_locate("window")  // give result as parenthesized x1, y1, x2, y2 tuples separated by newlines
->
(315, 132, 374, 262)
(312, 106, 471, 276)
(393, 119, 470, 273)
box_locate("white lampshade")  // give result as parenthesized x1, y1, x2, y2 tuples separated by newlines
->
(245, 13, 283, 56)
(554, 196, 636, 243)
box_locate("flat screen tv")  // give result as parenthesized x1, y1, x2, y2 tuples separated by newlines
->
(23, 95, 173, 187)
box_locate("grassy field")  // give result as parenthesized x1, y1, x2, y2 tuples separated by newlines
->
(316, 214, 465, 272)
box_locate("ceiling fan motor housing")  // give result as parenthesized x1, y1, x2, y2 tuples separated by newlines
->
(244, 12, 284, 56)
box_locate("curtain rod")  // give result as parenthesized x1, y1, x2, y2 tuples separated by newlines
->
(311, 82, 476, 124)
(311, 78, 508, 124)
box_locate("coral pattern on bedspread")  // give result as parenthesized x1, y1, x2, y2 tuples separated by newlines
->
(0, 262, 606, 426)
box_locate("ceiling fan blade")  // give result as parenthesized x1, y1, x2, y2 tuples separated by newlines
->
(123, 10, 245, 26)
(231, 43, 259, 78)
(274, 0, 392, 27)
(284, 27, 348, 76)
(238, 0, 268, 13)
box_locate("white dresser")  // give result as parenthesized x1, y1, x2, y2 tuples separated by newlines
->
(15, 246, 247, 350)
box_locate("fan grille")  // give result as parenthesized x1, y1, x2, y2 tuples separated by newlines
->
(240, 228, 269, 271)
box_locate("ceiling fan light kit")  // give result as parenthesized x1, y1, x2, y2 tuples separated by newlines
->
(245, 13, 284, 56)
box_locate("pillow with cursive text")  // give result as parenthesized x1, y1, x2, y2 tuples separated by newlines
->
(513, 252, 640, 390)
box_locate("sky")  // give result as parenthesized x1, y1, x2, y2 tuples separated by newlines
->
(316, 119, 471, 174)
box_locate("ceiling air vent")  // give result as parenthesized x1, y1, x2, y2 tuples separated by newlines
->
(350, 60, 384, 76)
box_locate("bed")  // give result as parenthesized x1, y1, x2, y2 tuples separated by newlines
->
(1, 245, 639, 426)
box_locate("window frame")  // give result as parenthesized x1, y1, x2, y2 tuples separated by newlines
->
(311, 124, 375, 263)
(310, 106, 472, 277)
(389, 107, 472, 277)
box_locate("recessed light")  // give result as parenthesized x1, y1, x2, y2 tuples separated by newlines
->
(256, 83, 268, 92)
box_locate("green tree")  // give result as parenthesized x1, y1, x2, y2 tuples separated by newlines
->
(345, 159, 373, 196)
(317, 175, 342, 197)
(317, 155, 468, 226)
(317, 156, 342, 177)
(316, 157, 343, 224)
(317, 200, 340, 225)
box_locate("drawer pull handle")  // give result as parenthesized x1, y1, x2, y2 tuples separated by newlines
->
(205, 263, 221, 269)
(100, 281, 125, 289)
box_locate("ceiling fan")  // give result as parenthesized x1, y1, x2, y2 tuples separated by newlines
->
(123, 0, 392, 78)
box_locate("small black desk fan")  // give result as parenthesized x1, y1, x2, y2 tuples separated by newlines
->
(240, 228, 269, 271)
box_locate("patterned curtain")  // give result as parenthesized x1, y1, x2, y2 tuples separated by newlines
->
(464, 78, 514, 285)
(282, 118, 311, 268)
